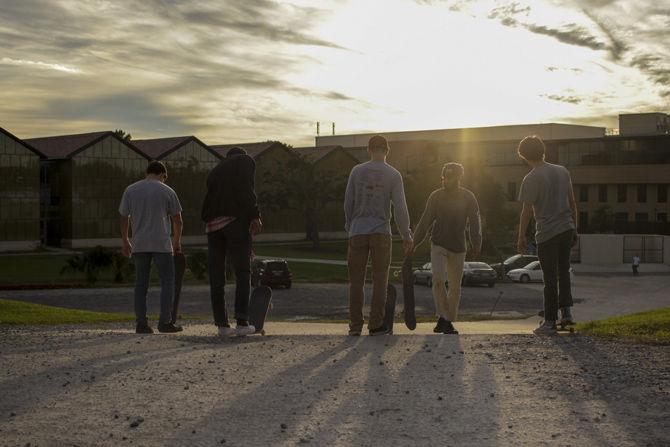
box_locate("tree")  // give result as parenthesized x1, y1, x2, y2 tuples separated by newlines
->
(261, 151, 348, 249)
(114, 129, 132, 141)
(470, 176, 518, 257)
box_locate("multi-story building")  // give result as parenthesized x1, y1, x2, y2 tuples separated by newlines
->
(0, 127, 43, 251)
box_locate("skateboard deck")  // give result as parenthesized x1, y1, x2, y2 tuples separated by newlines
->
(383, 283, 397, 334)
(249, 286, 272, 335)
(401, 256, 417, 330)
(170, 252, 187, 324)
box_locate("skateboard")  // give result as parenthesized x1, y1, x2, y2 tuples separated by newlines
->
(383, 283, 397, 334)
(170, 252, 187, 324)
(401, 256, 417, 330)
(249, 286, 273, 335)
(537, 310, 575, 333)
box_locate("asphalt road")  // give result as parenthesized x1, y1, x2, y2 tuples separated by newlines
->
(2, 281, 543, 320)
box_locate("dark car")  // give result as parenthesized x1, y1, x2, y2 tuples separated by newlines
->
(251, 259, 292, 289)
(490, 254, 539, 278)
(413, 261, 497, 287)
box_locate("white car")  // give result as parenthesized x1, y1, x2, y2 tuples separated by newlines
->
(507, 261, 544, 283)
(507, 260, 575, 283)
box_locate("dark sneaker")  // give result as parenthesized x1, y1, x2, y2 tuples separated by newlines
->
(533, 320, 557, 335)
(433, 317, 448, 333)
(136, 324, 153, 334)
(560, 307, 575, 326)
(369, 326, 390, 336)
(442, 320, 459, 335)
(158, 322, 183, 333)
(348, 328, 362, 336)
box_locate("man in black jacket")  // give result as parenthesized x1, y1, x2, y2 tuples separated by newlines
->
(202, 147, 263, 336)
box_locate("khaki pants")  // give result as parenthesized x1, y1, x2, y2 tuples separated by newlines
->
(430, 244, 466, 321)
(347, 234, 392, 331)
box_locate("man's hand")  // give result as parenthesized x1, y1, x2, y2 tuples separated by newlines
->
(403, 239, 414, 256)
(172, 238, 182, 254)
(121, 238, 132, 258)
(517, 235, 527, 254)
(471, 247, 482, 257)
(250, 218, 263, 235)
(571, 231, 580, 248)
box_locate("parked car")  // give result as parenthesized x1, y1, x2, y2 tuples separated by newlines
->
(490, 254, 539, 278)
(413, 261, 497, 287)
(251, 259, 292, 288)
(507, 260, 543, 283)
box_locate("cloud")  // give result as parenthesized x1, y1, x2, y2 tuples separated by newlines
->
(541, 94, 583, 104)
(0, 57, 82, 74)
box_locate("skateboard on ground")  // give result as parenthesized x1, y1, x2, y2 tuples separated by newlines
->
(401, 256, 417, 330)
(537, 310, 575, 333)
(170, 252, 187, 324)
(383, 283, 397, 334)
(249, 286, 273, 335)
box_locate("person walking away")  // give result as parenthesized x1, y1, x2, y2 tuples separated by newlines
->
(202, 147, 263, 337)
(344, 135, 413, 336)
(412, 163, 482, 335)
(516, 136, 579, 335)
(632, 254, 641, 276)
(119, 160, 184, 334)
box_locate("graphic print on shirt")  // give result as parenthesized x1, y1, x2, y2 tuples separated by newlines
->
(354, 168, 388, 219)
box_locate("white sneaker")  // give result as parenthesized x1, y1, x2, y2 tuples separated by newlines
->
(218, 326, 236, 337)
(533, 321, 558, 335)
(235, 324, 256, 336)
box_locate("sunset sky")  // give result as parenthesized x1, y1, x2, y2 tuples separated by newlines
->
(1, 0, 668, 146)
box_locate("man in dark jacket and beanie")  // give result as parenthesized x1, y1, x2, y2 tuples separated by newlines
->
(202, 147, 263, 337)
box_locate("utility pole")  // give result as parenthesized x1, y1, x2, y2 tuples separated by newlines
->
(316, 122, 320, 136)
(332, 122, 335, 135)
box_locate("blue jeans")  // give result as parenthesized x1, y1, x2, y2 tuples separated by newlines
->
(133, 252, 175, 325)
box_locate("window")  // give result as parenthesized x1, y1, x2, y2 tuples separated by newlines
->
(579, 185, 589, 202)
(579, 212, 589, 228)
(615, 212, 628, 222)
(658, 184, 668, 203)
(657, 213, 667, 223)
(598, 185, 608, 203)
(617, 185, 627, 203)
(507, 182, 516, 201)
(637, 184, 647, 203)
(635, 213, 648, 222)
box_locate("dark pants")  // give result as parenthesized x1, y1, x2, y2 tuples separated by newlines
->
(132, 252, 174, 325)
(537, 230, 574, 321)
(632, 265, 639, 276)
(207, 219, 251, 326)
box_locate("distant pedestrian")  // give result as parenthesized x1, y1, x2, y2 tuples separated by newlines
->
(344, 135, 413, 336)
(413, 162, 482, 335)
(632, 254, 641, 276)
(516, 136, 579, 335)
(119, 160, 184, 334)
(202, 147, 263, 337)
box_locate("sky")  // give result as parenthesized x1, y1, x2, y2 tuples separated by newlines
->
(1, 0, 668, 146)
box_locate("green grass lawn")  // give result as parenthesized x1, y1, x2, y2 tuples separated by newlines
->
(576, 307, 670, 345)
(0, 298, 135, 325)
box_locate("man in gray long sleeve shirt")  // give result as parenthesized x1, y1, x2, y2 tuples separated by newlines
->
(344, 135, 413, 336)
(413, 162, 482, 334)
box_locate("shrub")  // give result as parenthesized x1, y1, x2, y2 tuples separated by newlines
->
(61, 245, 114, 284)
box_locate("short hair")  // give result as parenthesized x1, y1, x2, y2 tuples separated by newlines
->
(441, 162, 464, 178)
(227, 146, 247, 157)
(517, 135, 546, 162)
(368, 135, 389, 154)
(146, 160, 167, 175)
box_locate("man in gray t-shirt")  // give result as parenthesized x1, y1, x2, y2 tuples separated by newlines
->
(516, 136, 578, 335)
(119, 161, 183, 334)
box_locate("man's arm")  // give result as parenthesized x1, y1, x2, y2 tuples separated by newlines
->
(171, 213, 183, 253)
(468, 195, 482, 256)
(120, 216, 132, 258)
(343, 169, 355, 232)
(412, 192, 436, 249)
(235, 156, 262, 233)
(517, 202, 533, 254)
(391, 174, 413, 254)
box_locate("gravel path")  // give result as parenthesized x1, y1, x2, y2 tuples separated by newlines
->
(1, 323, 668, 446)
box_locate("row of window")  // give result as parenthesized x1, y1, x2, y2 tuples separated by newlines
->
(579, 211, 668, 226)
(506, 183, 669, 203)
(577, 184, 668, 204)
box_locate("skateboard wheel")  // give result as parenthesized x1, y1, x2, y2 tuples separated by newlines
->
(261, 329, 266, 336)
